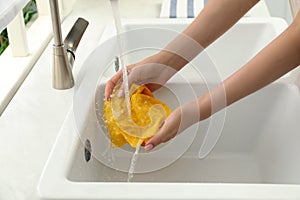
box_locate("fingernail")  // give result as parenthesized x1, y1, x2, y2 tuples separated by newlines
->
(145, 144, 154, 151)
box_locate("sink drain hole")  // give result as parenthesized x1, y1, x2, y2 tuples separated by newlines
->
(84, 139, 92, 162)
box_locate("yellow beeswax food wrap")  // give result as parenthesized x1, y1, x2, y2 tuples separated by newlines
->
(104, 84, 172, 148)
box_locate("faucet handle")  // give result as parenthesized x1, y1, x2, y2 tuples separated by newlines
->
(64, 18, 89, 68)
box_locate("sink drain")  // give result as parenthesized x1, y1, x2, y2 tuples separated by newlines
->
(84, 139, 92, 162)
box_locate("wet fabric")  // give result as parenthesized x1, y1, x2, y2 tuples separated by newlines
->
(104, 84, 171, 148)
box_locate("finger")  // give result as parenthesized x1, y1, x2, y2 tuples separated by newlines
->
(105, 71, 123, 100)
(144, 134, 161, 151)
(144, 122, 173, 151)
(146, 83, 163, 92)
(117, 82, 124, 98)
(117, 69, 132, 98)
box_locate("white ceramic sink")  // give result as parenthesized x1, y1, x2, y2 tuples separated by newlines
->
(38, 19, 300, 199)
(99, 18, 288, 80)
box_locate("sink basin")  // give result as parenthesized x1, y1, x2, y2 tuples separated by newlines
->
(38, 18, 300, 199)
(99, 18, 288, 80)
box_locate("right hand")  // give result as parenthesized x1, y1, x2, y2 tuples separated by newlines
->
(145, 99, 201, 151)
(105, 54, 177, 100)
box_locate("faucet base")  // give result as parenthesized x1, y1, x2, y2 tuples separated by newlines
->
(52, 45, 74, 90)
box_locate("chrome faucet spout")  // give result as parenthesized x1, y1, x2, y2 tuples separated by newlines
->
(49, 0, 89, 90)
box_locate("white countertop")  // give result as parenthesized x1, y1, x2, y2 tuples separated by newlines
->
(0, 0, 271, 199)
(0, 0, 161, 199)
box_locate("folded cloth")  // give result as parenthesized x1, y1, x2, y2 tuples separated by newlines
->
(104, 84, 172, 148)
(160, 0, 207, 18)
(160, 0, 270, 18)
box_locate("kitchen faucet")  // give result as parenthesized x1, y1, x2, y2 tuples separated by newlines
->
(49, 0, 89, 89)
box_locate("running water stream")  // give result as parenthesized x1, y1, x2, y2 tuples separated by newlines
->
(109, 0, 140, 182)
(110, 0, 131, 116)
(127, 140, 142, 182)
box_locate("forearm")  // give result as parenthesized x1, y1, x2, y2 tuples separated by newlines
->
(158, 0, 259, 71)
(198, 12, 300, 120)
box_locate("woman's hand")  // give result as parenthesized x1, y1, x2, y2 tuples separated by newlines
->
(105, 53, 177, 100)
(145, 100, 201, 151)
(144, 107, 181, 151)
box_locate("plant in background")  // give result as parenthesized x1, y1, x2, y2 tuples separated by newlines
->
(23, 0, 37, 25)
(0, 29, 8, 55)
(0, 0, 37, 55)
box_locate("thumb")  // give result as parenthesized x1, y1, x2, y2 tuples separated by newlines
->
(144, 118, 178, 151)
(144, 106, 188, 151)
(117, 70, 130, 98)
(144, 127, 165, 151)
(117, 68, 139, 98)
